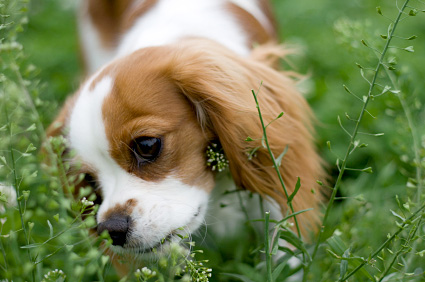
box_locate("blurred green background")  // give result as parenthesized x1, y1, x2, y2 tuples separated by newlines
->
(11, 0, 425, 280)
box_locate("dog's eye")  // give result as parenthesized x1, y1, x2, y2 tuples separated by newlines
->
(131, 137, 162, 164)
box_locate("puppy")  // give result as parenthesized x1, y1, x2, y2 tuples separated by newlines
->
(47, 0, 324, 273)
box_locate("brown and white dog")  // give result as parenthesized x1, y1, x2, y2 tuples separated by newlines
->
(47, 0, 324, 272)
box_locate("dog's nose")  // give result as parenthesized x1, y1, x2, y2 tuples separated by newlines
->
(97, 215, 130, 247)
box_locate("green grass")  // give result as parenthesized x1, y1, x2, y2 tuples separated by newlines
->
(1, 0, 424, 281)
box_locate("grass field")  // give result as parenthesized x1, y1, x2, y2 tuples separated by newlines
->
(1, 0, 424, 281)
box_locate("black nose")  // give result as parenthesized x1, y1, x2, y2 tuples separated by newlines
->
(97, 215, 130, 247)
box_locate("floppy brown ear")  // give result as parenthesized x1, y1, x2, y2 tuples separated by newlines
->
(170, 39, 325, 236)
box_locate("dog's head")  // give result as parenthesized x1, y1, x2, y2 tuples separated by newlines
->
(47, 39, 323, 255)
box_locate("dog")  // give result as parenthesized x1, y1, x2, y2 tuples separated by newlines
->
(47, 0, 324, 274)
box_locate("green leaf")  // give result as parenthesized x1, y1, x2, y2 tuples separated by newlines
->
(47, 220, 53, 238)
(381, 85, 391, 95)
(279, 229, 310, 260)
(376, 6, 382, 15)
(101, 255, 109, 266)
(343, 84, 353, 94)
(404, 46, 414, 53)
(25, 143, 36, 153)
(407, 35, 417, 40)
(362, 167, 373, 174)
(25, 123, 36, 132)
(277, 112, 284, 119)
(339, 248, 351, 279)
(22, 190, 30, 201)
(272, 260, 288, 281)
(271, 229, 281, 255)
(275, 208, 313, 226)
(390, 210, 405, 221)
(278, 246, 296, 257)
(287, 177, 301, 204)
(409, 9, 417, 16)
(275, 145, 289, 167)
(245, 136, 254, 142)
(327, 235, 374, 280)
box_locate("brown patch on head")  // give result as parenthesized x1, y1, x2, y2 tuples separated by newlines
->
(86, 0, 158, 48)
(103, 199, 138, 221)
(227, 2, 277, 46)
(100, 47, 215, 191)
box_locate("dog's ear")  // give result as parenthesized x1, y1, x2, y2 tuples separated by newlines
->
(171, 40, 325, 235)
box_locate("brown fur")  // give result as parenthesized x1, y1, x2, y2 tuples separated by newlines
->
(163, 39, 325, 235)
(101, 199, 138, 222)
(227, 3, 277, 46)
(85, 0, 158, 48)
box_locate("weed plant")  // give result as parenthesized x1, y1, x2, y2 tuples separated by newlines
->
(0, 0, 424, 281)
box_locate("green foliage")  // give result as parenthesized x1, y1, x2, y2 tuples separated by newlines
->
(1, 0, 424, 281)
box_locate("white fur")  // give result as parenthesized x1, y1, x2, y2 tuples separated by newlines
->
(80, 0, 270, 73)
(69, 76, 208, 251)
(0, 183, 17, 213)
(117, 0, 250, 58)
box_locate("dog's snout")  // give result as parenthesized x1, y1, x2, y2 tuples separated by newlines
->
(97, 215, 130, 247)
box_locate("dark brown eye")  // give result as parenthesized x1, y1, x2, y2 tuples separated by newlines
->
(131, 137, 162, 165)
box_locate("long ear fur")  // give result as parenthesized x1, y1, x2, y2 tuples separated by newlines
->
(169, 39, 325, 236)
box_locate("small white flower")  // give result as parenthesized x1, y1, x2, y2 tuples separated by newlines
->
(81, 197, 94, 207)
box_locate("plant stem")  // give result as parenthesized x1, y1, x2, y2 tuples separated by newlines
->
(341, 202, 425, 281)
(265, 212, 273, 282)
(4, 102, 35, 282)
(303, 0, 411, 279)
(377, 216, 421, 282)
(251, 88, 302, 240)
(384, 63, 424, 269)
